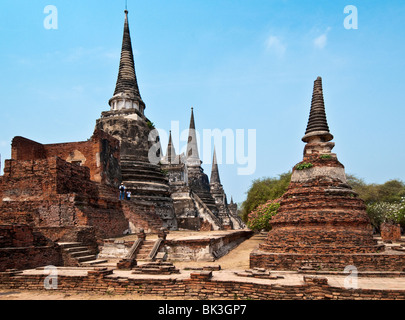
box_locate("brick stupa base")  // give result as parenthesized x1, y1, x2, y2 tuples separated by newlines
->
(250, 77, 405, 272)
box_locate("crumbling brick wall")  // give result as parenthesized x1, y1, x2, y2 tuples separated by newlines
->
(1, 269, 405, 300)
(0, 157, 96, 202)
(0, 225, 62, 271)
(9, 129, 121, 188)
(0, 155, 129, 242)
(11, 137, 47, 161)
(381, 223, 402, 242)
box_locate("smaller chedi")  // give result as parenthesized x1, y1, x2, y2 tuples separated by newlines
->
(250, 77, 405, 271)
(160, 108, 245, 231)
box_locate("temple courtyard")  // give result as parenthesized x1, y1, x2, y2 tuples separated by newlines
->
(1, 231, 405, 300)
(1, 9, 404, 304)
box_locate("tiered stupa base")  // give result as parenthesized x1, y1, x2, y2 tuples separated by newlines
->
(249, 250, 405, 271)
(250, 155, 405, 271)
(96, 109, 178, 230)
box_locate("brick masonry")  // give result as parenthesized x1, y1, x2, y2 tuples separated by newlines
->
(161, 230, 253, 261)
(0, 269, 404, 300)
(99, 230, 253, 261)
(381, 223, 402, 242)
(10, 129, 121, 187)
(250, 153, 405, 271)
(0, 225, 61, 272)
(0, 129, 167, 271)
(0, 156, 129, 240)
(249, 250, 405, 271)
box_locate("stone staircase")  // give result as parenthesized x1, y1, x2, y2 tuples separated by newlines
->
(97, 183, 165, 233)
(121, 201, 164, 233)
(132, 261, 180, 275)
(133, 240, 155, 261)
(59, 242, 108, 267)
(254, 231, 268, 241)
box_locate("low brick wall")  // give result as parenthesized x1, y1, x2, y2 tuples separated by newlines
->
(0, 246, 62, 272)
(0, 269, 404, 300)
(250, 249, 405, 271)
(165, 230, 253, 261)
(0, 224, 62, 272)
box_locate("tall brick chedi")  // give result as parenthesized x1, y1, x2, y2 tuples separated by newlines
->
(95, 10, 177, 230)
(250, 77, 405, 271)
(264, 76, 378, 253)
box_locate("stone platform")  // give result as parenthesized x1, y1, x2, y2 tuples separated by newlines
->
(1, 233, 404, 300)
(1, 263, 405, 300)
(99, 229, 254, 262)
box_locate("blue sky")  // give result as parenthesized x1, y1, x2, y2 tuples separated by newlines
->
(1, 1, 405, 204)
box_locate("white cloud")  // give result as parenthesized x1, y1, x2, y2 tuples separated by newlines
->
(265, 35, 286, 58)
(314, 34, 327, 49)
(313, 27, 331, 49)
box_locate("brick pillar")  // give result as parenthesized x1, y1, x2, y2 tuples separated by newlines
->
(381, 223, 401, 242)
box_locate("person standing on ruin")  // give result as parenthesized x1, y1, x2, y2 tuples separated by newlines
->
(126, 190, 131, 201)
(119, 183, 126, 200)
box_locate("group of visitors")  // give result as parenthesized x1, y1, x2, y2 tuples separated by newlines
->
(119, 183, 131, 200)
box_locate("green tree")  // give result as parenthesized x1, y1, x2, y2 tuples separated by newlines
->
(247, 201, 280, 231)
(347, 174, 405, 230)
(241, 172, 291, 222)
(347, 174, 405, 205)
(367, 199, 405, 227)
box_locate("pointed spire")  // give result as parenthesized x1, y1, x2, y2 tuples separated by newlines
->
(186, 107, 201, 165)
(166, 131, 176, 163)
(210, 147, 221, 185)
(110, 10, 145, 109)
(189, 107, 196, 130)
(302, 77, 333, 143)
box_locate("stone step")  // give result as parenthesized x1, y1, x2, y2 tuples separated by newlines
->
(58, 242, 83, 249)
(120, 160, 162, 170)
(119, 182, 170, 192)
(80, 259, 109, 266)
(140, 246, 155, 251)
(123, 172, 166, 180)
(121, 168, 168, 176)
(141, 241, 155, 245)
(135, 256, 149, 261)
(137, 250, 151, 256)
(63, 246, 89, 253)
(139, 244, 154, 249)
(139, 244, 154, 248)
(77, 255, 98, 263)
(128, 194, 173, 201)
(69, 250, 93, 258)
(136, 241, 155, 258)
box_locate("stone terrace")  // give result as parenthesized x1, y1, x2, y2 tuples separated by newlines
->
(1, 233, 405, 300)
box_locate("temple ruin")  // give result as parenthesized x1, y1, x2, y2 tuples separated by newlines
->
(0, 9, 246, 273)
(250, 77, 405, 271)
(0, 9, 404, 301)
